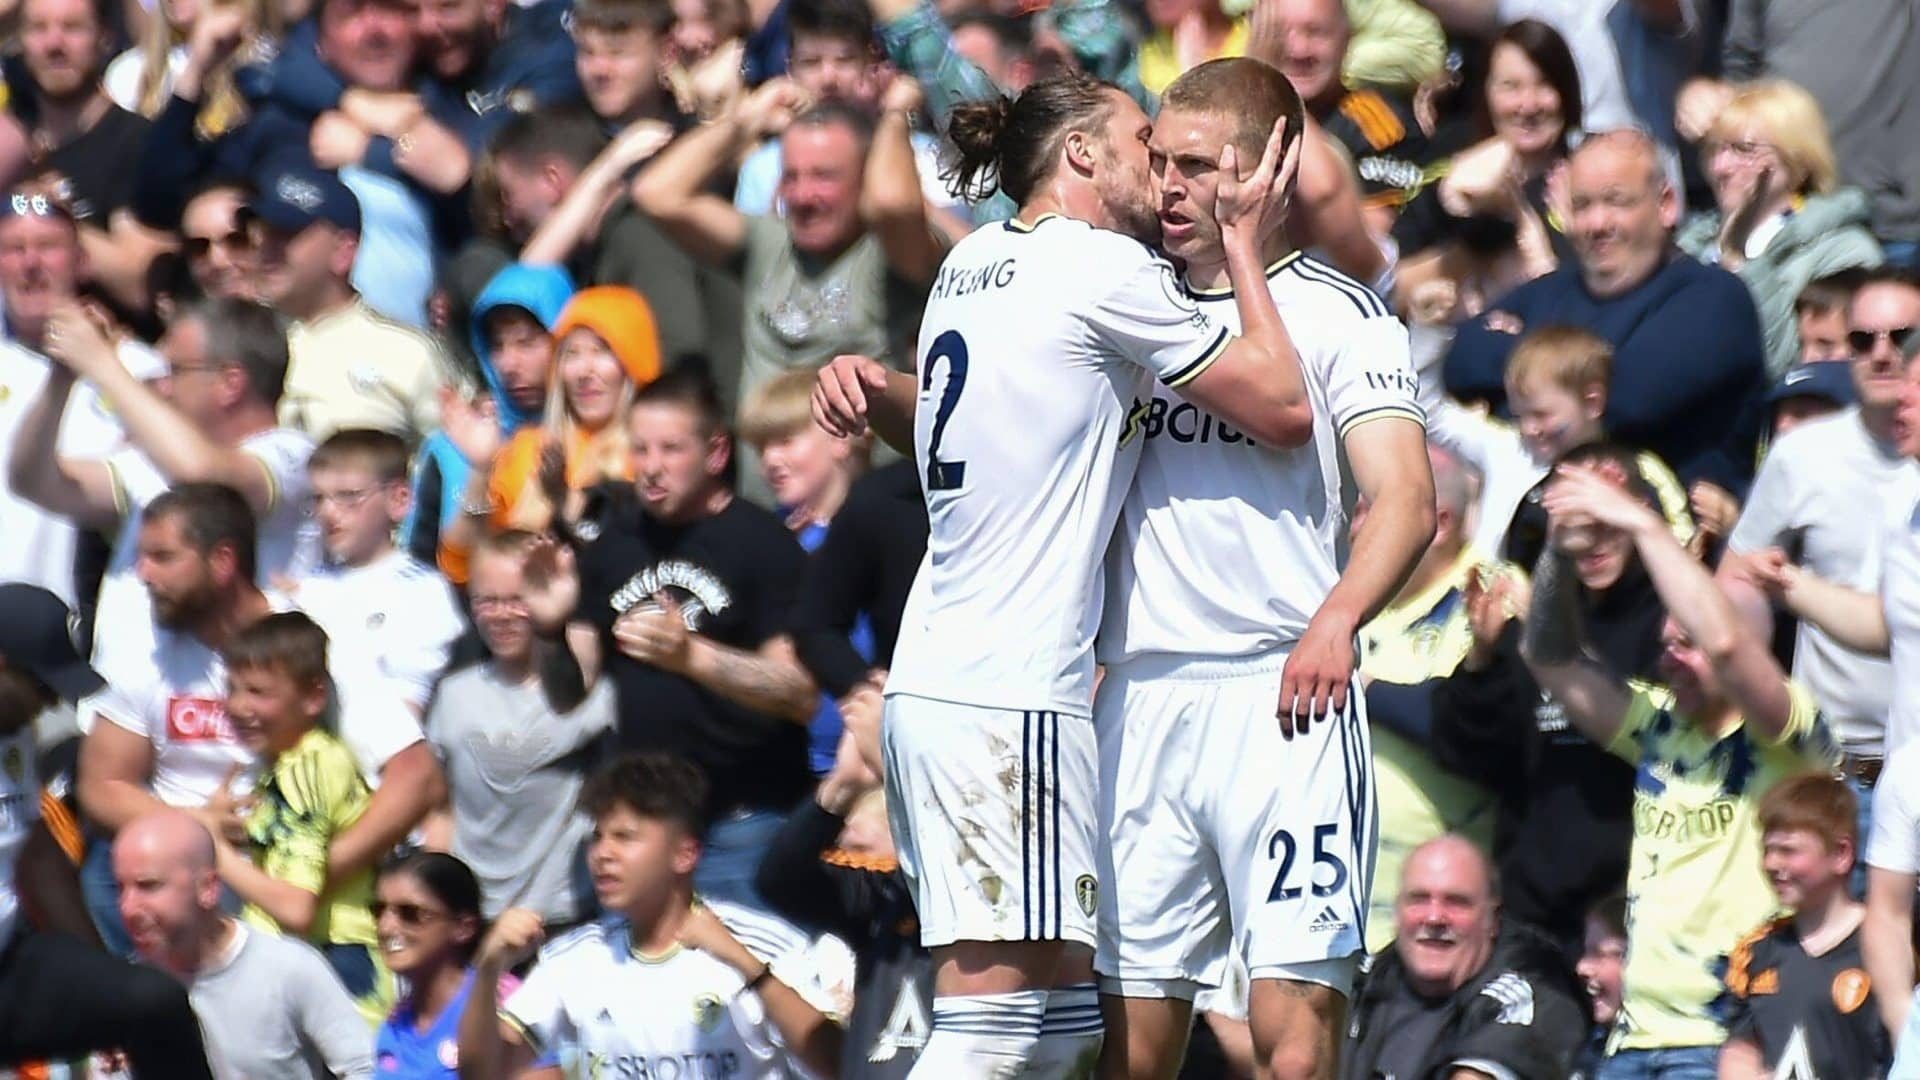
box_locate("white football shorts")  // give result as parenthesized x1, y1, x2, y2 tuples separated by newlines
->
(881, 693, 1099, 950)
(1093, 650, 1376, 1000)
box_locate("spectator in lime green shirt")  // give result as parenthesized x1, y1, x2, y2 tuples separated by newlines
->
(1521, 457, 1841, 1072)
(210, 611, 395, 1027)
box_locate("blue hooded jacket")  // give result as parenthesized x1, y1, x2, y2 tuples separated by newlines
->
(403, 264, 576, 554)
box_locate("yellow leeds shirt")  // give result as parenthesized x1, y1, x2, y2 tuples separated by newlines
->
(1138, 20, 1249, 96)
(1359, 547, 1499, 952)
(278, 299, 449, 445)
(1605, 680, 1840, 1052)
(243, 728, 379, 953)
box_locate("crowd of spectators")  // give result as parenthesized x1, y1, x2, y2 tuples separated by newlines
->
(0, 0, 1916, 1076)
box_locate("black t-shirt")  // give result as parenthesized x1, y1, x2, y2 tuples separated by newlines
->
(576, 485, 812, 815)
(39, 104, 151, 225)
(1364, 992, 1454, 1079)
(1724, 918, 1890, 1076)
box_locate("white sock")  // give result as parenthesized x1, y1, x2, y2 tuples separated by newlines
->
(1028, 983, 1104, 1079)
(909, 990, 1047, 1079)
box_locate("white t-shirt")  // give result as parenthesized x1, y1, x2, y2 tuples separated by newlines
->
(0, 728, 38, 949)
(0, 339, 166, 604)
(1101, 252, 1421, 663)
(78, 593, 296, 807)
(102, 45, 189, 113)
(294, 551, 464, 781)
(502, 904, 838, 1078)
(884, 215, 1234, 714)
(1867, 743, 1920, 876)
(1869, 488, 1920, 755)
(1727, 408, 1918, 755)
(91, 427, 320, 674)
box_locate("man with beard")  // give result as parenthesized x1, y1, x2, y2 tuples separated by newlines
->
(10, 0, 172, 308)
(71, 484, 289, 953)
(1094, 58, 1433, 1080)
(113, 809, 375, 1079)
(0, 587, 216, 1078)
(812, 69, 1314, 1078)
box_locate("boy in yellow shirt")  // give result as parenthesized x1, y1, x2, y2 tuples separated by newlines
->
(210, 611, 393, 1025)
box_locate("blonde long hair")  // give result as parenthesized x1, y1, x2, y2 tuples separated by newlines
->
(502, 329, 642, 531)
(1708, 80, 1841, 196)
(136, 0, 281, 136)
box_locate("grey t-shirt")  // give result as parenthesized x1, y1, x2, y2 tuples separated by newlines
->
(189, 923, 374, 1080)
(734, 216, 926, 507)
(429, 665, 615, 923)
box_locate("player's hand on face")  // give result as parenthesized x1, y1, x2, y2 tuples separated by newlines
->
(1277, 614, 1355, 737)
(478, 908, 546, 971)
(812, 354, 889, 438)
(1214, 116, 1301, 242)
(612, 593, 693, 672)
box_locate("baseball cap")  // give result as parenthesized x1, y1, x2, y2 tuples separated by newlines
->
(0, 584, 104, 703)
(1767, 361, 1857, 409)
(249, 163, 362, 234)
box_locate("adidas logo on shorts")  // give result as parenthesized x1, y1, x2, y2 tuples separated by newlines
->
(1309, 906, 1347, 934)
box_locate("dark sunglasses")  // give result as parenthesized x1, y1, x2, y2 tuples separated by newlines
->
(371, 901, 448, 925)
(1847, 325, 1920, 354)
(183, 230, 250, 258)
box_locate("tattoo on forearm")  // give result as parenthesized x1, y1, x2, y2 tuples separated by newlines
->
(706, 646, 810, 715)
(1523, 548, 1586, 665)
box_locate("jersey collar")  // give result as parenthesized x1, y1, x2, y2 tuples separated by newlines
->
(1002, 212, 1063, 233)
(1184, 249, 1304, 300)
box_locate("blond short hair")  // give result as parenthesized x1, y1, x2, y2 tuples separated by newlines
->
(739, 367, 827, 449)
(1505, 325, 1613, 398)
(1709, 80, 1841, 196)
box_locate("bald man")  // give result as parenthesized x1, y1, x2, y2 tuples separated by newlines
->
(1442, 130, 1768, 492)
(114, 811, 375, 1080)
(1343, 835, 1588, 1079)
(0, 584, 213, 1077)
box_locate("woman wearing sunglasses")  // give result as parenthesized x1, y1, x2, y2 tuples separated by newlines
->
(373, 852, 519, 1078)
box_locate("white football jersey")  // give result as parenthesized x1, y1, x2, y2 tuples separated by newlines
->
(92, 426, 321, 675)
(1100, 252, 1422, 663)
(295, 551, 465, 781)
(502, 903, 838, 1079)
(886, 215, 1234, 715)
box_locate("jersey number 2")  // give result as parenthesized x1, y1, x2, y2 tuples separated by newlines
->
(922, 329, 969, 491)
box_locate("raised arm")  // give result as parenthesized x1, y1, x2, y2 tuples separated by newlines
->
(7, 363, 118, 531)
(862, 78, 947, 286)
(521, 121, 675, 265)
(1519, 544, 1634, 748)
(632, 81, 805, 267)
(1545, 464, 1795, 738)
(44, 304, 279, 515)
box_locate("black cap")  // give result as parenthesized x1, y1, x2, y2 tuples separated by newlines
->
(0, 584, 105, 703)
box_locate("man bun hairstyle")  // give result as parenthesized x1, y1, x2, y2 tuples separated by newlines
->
(944, 71, 1118, 205)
